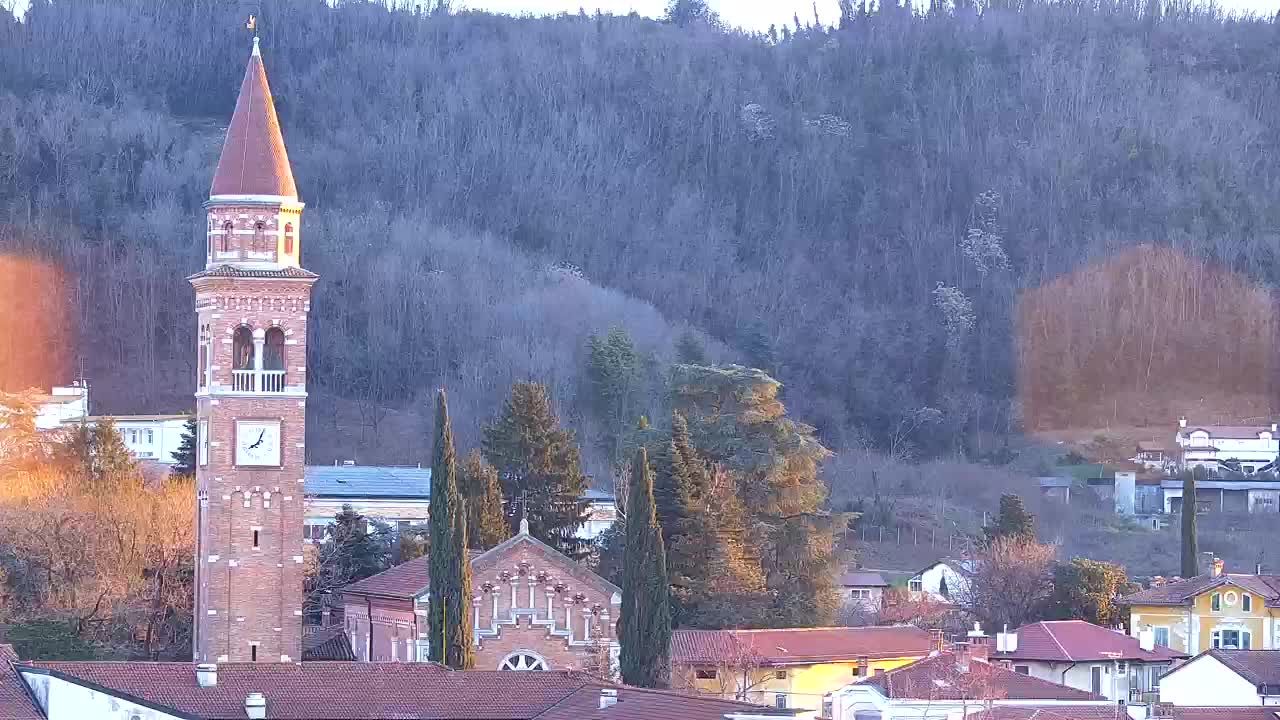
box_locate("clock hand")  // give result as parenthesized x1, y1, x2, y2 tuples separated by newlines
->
(249, 430, 264, 449)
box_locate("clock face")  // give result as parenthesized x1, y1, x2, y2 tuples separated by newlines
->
(235, 420, 281, 467)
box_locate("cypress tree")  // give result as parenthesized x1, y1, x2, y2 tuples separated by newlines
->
(428, 389, 472, 668)
(620, 446, 671, 688)
(1181, 468, 1199, 577)
(460, 449, 511, 550)
(170, 417, 197, 477)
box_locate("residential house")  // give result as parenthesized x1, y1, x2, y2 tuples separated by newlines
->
(1176, 418, 1279, 476)
(1038, 477, 1073, 505)
(828, 648, 1110, 720)
(1124, 558, 1280, 654)
(1134, 441, 1172, 472)
(2, 646, 797, 720)
(339, 519, 621, 671)
(1158, 649, 1280, 707)
(908, 559, 973, 604)
(579, 488, 618, 541)
(71, 413, 191, 465)
(838, 570, 890, 614)
(670, 625, 937, 713)
(988, 620, 1185, 703)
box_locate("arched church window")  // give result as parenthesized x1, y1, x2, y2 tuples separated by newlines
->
(253, 222, 266, 252)
(498, 652, 549, 671)
(232, 326, 255, 370)
(221, 222, 233, 252)
(283, 223, 295, 256)
(264, 328, 285, 371)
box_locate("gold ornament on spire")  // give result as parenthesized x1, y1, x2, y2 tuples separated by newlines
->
(246, 14, 256, 31)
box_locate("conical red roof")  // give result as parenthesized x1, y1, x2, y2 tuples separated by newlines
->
(210, 42, 297, 199)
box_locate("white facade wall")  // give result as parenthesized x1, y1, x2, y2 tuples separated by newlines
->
(20, 671, 187, 720)
(112, 417, 189, 464)
(33, 386, 88, 430)
(830, 683, 1116, 720)
(1158, 654, 1260, 706)
(912, 563, 971, 603)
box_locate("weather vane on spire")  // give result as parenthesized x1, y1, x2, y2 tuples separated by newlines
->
(246, 14, 260, 55)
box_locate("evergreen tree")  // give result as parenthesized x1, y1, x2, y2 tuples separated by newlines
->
(1182, 468, 1200, 577)
(428, 389, 472, 669)
(58, 418, 139, 487)
(619, 446, 671, 688)
(585, 327, 641, 465)
(328, 505, 392, 581)
(984, 493, 1036, 543)
(460, 449, 511, 550)
(170, 417, 197, 477)
(938, 574, 950, 600)
(482, 382, 590, 559)
(671, 364, 835, 626)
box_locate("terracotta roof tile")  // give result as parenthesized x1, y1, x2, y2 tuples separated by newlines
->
(0, 646, 42, 720)
(210, 44, 297, 199)
(671, 626, 936, 667)
(20, 662, 592, 720)
(1123, 573, 1280, 607)
(1200, 649, 1280, 687)
(963, 708, 1129, 720)
(300, 626, 355, 662)
(991, 620, 1185, 662)
(533, 683, 796, 720)
(860, 653, 1101, 701)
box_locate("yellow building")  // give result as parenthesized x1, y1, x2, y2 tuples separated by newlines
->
(670, 626, 938, 714)
(1124, 558, 1280, 654)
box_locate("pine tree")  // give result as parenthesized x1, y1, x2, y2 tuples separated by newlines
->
(460, 449, 511, 550)
(1181, 468, 1199, 577)
(674, 331, 708, 365)
(170, 417, 197, 477)
(620, 446, 671, 688)
(482, 382, 590, 559)
(984, 493, 1036, 544)
(428, 389, 472, 668)
(585, 327, 641, 465)
(670, 364, 834, 626)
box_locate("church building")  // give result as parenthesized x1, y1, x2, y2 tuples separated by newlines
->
(190, 36, 315, 663)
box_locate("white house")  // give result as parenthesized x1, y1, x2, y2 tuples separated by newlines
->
(908, 560, 972, 604)
(71, 414, 192, 465)
(21, 384, 89, 431)
(828, 649, 1111, 719)
(1158, 649, 1280, 706)
(988, 620, 1185, 703)
(1176, 418, 1280, 476)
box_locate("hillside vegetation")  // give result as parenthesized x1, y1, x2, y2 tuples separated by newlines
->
(2, 0, 1280, 479)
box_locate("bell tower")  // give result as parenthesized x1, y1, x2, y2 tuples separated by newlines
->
(190, 36, 316, 663)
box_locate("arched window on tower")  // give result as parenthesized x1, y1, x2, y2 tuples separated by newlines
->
(283, 223, 295, 257)
(221, 222, 234, 253)
(253, 222, 266, 253)
(232, 326, 255, 392)
(263, 327, 286, 392)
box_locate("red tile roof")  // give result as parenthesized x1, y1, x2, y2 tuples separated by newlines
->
(341, 554, 432, 598)
(991, 620, 1185, 663)
(964, 708, 1129, 720)
(21, 662, 584, 720)
(670, 626, 936, 667)
(0, 646, 42, 720)
(533, 684, 796, 720)
(209, 43, 297, 199)
(1123, 573, 1280, 607)
(860, 653, 1101, 701)
(1193, 649, 1280, 687)
(300, 626, 354, 662)
(189, 266, 318, 281)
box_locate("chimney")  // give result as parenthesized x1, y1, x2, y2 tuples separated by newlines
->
(1258, 563, 1264, 576)
(1179, 416, 1187, 429)
(1213, 558, 1225, 578)
(195, 663, 217, 688)
(245, 692, 266, 720)
(996, 625, 1018, 654)
(1138, 628, 1155, 652)
(599, 688, 619, 709)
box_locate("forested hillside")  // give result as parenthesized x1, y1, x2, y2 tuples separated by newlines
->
(2, 0, 1280, 475)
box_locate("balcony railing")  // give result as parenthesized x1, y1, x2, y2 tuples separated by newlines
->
(231, 369, 286, 393)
